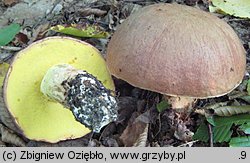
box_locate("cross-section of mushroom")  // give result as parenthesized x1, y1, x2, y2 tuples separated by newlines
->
(3, 37, 118, 143)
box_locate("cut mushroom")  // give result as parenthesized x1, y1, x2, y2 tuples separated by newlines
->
(107, 4, 246, 109)
(3, 36, 117, 143)
(41, 64, 117, 133)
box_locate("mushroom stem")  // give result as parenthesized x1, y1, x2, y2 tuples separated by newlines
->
(163, 95, 196, 111)
(40, 64, 118, 133)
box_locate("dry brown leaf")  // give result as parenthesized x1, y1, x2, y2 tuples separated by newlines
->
(79, 8, 107, 16)
(120, 112, 150, 147)
(13, 33, 29, 46)
(27, 136, 90, 147)
(151, 141, 160, 147)
(185, 0, 200, 5)
(102, 137, 119, 147)
(117, 96, 137, 123)
(0, 123, 26, 147)
(133, 123, 148, 147)
(88, 139, 102, 147)
(3, 0, 20, 6)
(29, 23, 50, 43)
(0, 140, 6, 147)
(174, 122, 194, 142)
(121, 3, 142, 18)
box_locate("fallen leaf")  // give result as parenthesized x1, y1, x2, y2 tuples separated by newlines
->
(78, 8, 107, 17)
(247, 79, 250, 95)
(239, 122, 250, 134)
(209, 0, 250, 18)
(0, 23, 21, 46)
(29, 23, 50, 42)
(50, 24, 109, 38)
(0, 123, 26, 147)
(0, 140, 6, 147)
(133, 124, 148, 147)
(156, 100, 170, 113)
(230, 136, 250, 147)
(14, 33, 29, 46)
(193, 114, 250, 143)
(120, 112, 150, 147)
(200, 102, 250, 116)
(102, 137, 119, 147)
(3, 0, 20, 6)
(187, 0, 200, 5)
(213, 105, 250, 116)
(174, 122, 194, 142)
(26, 135, 90, 147)
(117, 96, 137, 123)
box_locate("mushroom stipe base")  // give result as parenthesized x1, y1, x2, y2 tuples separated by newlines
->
(41, 64, 118, 133)
(61, 66, 118, 133)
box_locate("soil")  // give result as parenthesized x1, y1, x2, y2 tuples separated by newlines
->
(0, 0, 250, 147)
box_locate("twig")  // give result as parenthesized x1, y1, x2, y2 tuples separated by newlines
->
(226, 18, 248, 22)
(0, 46, 22, 51)
(153, 114, 162, 138)
(79, 8, 107, 17)
(122, 0, 148, 2)
(178, 140, 199, 147)
(207, 122, 213, 147)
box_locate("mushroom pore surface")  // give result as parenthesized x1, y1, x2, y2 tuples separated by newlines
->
(107, 3, 246, 98)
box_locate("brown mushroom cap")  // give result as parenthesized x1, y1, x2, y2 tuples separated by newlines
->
(107, 3, 246, 98)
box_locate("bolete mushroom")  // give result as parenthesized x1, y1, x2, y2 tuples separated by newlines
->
(106, 4, 246, 109)
(2, 36, 117, 143)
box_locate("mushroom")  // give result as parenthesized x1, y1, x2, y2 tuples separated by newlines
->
(106, 4, 246, 110)
(2, 36, 117, 143)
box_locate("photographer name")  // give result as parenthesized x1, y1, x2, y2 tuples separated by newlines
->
(20, 150, 104, 161)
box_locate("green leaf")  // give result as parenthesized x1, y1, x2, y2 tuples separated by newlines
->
(193, 121, 233, 143)
(213, 124, 232, 142)
(239, 122, 250, 134)
(247, 80, 250, 95)
(230, 136, 250, 147)
(239, 95, 250, 104)
(209, 0, 250, 18)
(215, 114, 250, 125)
(156, 100, 170, 112)
(0, 23, 21, 46)
(205, 114, 215, 126)
(50, 24, 109, 38)
(193, 122, 209, 142)
(213, 105, 250, 116)
(193, 114, 250, 143)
